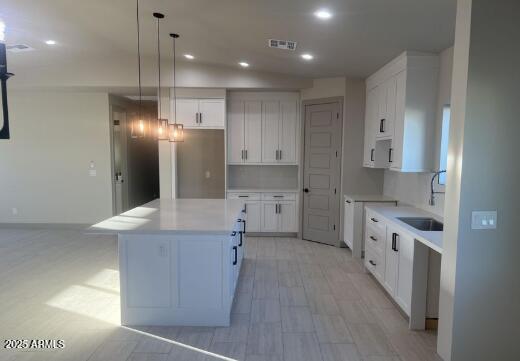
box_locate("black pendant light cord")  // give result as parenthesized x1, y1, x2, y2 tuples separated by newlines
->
(136, 0, 142, 120)
(171, 34, 179, 125)
(156, 15, 162, 120)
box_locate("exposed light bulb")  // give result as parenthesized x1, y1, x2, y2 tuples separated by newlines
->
(314, 9, 332, 20)
(301, 53, 314, 60)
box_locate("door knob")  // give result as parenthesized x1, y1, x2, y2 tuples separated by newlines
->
(304, 188, 309, 193)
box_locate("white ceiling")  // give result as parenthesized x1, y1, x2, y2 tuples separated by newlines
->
(1, 0, 456, 79)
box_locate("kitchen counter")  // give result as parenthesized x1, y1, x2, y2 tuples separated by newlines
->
(345, 194, 398, 203)
(365, 205, 443, 254)
(88, 198, 245, 235)
(88, 198, 246, 327)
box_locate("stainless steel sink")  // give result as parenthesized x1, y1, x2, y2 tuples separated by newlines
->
(397, 217, 444, 231)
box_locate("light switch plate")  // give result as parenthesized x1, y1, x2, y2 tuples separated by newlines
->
(471, 211, 497, 230)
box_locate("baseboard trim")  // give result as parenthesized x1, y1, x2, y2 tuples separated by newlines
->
(0, 223, 90, 230)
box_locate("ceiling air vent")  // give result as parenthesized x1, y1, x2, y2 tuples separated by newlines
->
(268, 39, 297, 51)
(6, 44, 35, 53)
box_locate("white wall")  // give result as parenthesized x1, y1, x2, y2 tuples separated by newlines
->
(440, 0, 520, 360)
(0, 91, 113, 224)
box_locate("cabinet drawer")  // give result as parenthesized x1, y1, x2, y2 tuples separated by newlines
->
(261, 193, 297, 201)
(366, 210, 386, 233)
(227, 192, 261, 200)
(365, 224, 385, 254)
(364, 245, 385, 283)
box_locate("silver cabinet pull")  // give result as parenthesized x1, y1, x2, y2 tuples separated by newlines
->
(199, 112, 202, 124)
(245, 150, 248, 160)
(279, 149, 282, 160)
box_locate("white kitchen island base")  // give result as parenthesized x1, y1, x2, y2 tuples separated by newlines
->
(89, 199, 245, 327)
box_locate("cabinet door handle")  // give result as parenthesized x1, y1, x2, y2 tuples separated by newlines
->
(242, 219, 246, 233)
(389, 148, 393, 163)
(394, 233, 399, 252)
(233, 246, 238, 265)
(245, 150, 248, 160)
(370, 236, 377, 241)
(279, 150, 282, 160)
(199, 112, 202, 124)
(380, 119, 385, 133)
(239, 231, 243, 247)
(273, 195, 284, 198)
(346, 200, 352, 204)
(278, 204, 282, 213)
(231, 231, 237, 237)
(370, 148, 375, 162)
(370, 217, 379, 223)
(369, 260, 376, 266)
(241, 150, 244, 160)
(275, 150, 279, 160)
(238, 195, 249, 198)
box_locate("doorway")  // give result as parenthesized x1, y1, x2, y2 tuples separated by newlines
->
(302, 99, 343, 245)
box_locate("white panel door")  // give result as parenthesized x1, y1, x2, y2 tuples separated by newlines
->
(125, 237, 170, 308)
(261, 101, 280, 163)
(279, 201, 297, 232)
(244, 101, 262, 163)
(363, 88, 378, 166)
(279, 100, 298, 163)
(395, 231, 414, 315)
(227, 101, 245, 164)
(245, 201, 262, 232)
(262, 202, 279, 232)
(176, 99, 199, 128)
(199, 99, 225, 128)
(384, 225, 399, 297)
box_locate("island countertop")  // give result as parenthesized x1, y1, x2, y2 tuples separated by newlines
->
(88, 198, 245, 235)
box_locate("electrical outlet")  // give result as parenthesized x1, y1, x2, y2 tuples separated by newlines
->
(471, 211, 497, 230)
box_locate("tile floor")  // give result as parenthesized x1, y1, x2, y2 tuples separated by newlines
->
(0, 229, 441, 361)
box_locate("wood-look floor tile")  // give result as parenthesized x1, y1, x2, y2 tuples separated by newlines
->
(313, 314, 353, 343)
(237, 276, 255, 294)
(208, 342, 246, 360)
(306, 293, 341, 315)
(349, 323, 395, 357)
(278, 272, 303, 287)
(128, 353, 169, 361)
(319, 343, 362, 361)
(251, 299, 281, 324)
(281, 306, 315, 332)
(279, 287, 307, 306)
(370, 307, 409, 335)
(337, 299, 376, 324)
(253, 280, 280, 300)
(387, 333, 442, 361)
(88, 340, 138, 361)
(246, 323, 283, 355)
(232, 292, 253, 314)
(245, 354, 283, 361)
(133, 336, 173, 353)
(283, 333, 323, 361)
(213, 313, 250, 343)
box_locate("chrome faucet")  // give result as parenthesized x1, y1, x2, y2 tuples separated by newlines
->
(429, 170, 446, 206)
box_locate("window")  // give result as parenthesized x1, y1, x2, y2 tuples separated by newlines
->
(438, 105, 451, 185)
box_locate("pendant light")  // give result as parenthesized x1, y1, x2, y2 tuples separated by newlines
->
(168, 33, 184, 142)
(153, 12, 168, 140)
(131, 0, 146, 139)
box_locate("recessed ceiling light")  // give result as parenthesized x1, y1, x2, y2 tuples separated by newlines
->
(301, 53, 314, 61)
(45, 40, 57, 45)
(184, 54, 195, 60)
(314, 9, 332, 20)
(239, 62, 249, 68)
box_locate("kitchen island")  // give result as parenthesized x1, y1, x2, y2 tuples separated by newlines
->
(89, 198, 246, 327)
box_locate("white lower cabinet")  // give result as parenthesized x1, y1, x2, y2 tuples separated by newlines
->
(227, 192, 298, 233)
(244, 201, 262, 232)
(364, 213, 416, 318)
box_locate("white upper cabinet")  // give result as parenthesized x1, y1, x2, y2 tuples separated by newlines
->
(175, 98, 225, 129)
(227, 101, 245, 164)
(363, 52, 439, 172)
(228, 93, 299, 165)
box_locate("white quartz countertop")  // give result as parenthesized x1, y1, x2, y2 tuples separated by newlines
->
(365, 205, 443, 254)
(227, 188, 299, 193)
(87, 198, 245, 235)
(345, 194, 398, 203)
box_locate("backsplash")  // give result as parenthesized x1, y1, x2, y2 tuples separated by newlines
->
(383, 170, 445, 217)
(227, 165, 299, 190)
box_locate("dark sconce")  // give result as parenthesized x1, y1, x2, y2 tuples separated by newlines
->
(0, 37, 14, 139)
